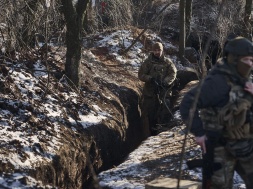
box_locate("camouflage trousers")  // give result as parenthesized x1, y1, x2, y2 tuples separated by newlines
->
(210, 143, 253, 189)
(140, 95, 160, 136)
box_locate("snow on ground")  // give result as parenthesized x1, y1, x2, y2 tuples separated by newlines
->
(98, 114, 246, 188)
(98, 131, 246, 189)
(0, 28, 248, 188)
(0, 28, 179, 188)
(0, 172, 55, 189)
(92, 30, 246, 189)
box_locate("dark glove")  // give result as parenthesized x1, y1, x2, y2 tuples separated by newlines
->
(150, 78, 158, 86)
(151, 78, 163, 86)
(162, 81, 173, 88)
(162, 82, 170, 87)
(150, 78, 160, 94)
(156, 80, 162, 86)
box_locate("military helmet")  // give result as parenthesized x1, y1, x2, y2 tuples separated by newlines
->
(224, 37, 253, 57)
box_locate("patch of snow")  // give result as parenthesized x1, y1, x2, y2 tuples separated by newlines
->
(34, 60, 47, 77)
(0, 173, 55, 188)
(0, 26, 246, 188)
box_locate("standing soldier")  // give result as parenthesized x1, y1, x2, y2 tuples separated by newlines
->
(138, 42, 177, 136)
(180, 37, 253, 188)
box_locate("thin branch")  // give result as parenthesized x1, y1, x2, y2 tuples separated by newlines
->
(120, 0, 177, 55)
(42, 4, 50, 99)
(176, 1, 226, 188)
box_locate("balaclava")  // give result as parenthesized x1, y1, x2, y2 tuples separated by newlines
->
(237, 57, 252, 78)
(224, 37, 253, 78)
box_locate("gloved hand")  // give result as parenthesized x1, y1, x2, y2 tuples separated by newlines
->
(150, 78, 160, 94)
(162, 81, 171, 87)
(162, 81, 174, 88)
(156, 80, 162, 86)
(151, 78, 163, 86)
(150, 78, 159, 86)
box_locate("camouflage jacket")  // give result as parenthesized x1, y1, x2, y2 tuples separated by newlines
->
(138, 53, 177, 97)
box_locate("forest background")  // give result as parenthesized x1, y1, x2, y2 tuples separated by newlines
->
(0, 0, 252, 188)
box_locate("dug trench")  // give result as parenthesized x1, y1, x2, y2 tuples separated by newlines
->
(28, 51, 198, 189)
(22, 50, 151, 188)
(77, 41, 218, 188)
(18, 32, 217, 188)
(78, 59, 199, 188)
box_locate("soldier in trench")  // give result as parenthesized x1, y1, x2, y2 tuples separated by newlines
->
(180, 37, 253, 188)
(138, 42, 177, 136)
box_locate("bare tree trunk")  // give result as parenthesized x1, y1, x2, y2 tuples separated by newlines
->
(60, 0, 89, 88)
(243, 0, 252, 40)
(121, 1, 174, 55)
(84, 1, 94, 33)
(179, 0, 186, 59)
(185, 0, 192, 38)
(6, 0, 18, 53)
(21, 0, 39, 48)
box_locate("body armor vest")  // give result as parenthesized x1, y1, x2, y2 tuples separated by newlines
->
(200, 75, 253, 140)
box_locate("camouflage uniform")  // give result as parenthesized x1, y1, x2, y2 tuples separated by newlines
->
(199, 62, 253, 189)
(180, 37, 253, 189)
(138, 52, 177, 136)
